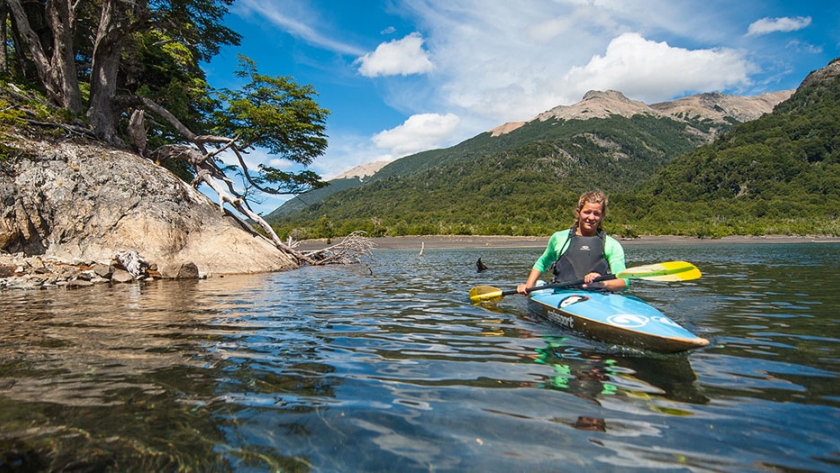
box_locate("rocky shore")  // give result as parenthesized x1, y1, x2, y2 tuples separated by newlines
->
(0, 251, 201, 291)
(1, 135, 299, 291)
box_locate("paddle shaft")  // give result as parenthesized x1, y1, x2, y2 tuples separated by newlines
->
(499, 274, 618, 297)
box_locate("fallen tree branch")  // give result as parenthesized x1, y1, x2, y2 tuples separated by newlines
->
(300, 231, 374, 266)
(22, 119, 97, 138)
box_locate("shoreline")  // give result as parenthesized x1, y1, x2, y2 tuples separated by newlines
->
(297, 234, 840, 251)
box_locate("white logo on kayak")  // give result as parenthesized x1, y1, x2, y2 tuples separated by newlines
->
(559, 295, 589, 308)
(607, 314, 649, 328)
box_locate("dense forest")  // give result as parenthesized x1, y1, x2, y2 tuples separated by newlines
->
(270, 59, 840, 240)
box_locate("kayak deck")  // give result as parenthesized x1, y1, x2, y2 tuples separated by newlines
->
(528, 289, 709, 353)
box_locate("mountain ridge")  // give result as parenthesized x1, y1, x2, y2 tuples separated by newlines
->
(270, 88, 792, 219)
(490, 89, 793, 137)
(268, 57, 839, 239)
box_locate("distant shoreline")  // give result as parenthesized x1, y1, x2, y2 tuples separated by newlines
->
(297, 234, 840, 251)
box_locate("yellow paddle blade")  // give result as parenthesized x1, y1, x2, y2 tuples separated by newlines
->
(469, 285, 504, 303)
(616, 261, 702, 282)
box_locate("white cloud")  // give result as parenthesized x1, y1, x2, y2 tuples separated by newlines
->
(357, 33, 434, 77)
(747, 16, 812, 36)
(230, 0, 803, 185)
(392, 0, 758, 125)
(561, 33, 755, 103)
(372, 113, 460, 157)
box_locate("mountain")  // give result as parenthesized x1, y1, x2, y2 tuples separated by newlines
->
(493, 89, 791, 135)
(279, 57, 834, 240)
(626, 58, 840, 237)
(263, 161, 388, 219)
(333, 160, 389, 180)
(266, 89, 791, 226)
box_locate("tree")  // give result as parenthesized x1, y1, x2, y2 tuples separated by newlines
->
(6, 0, 83, 112)
(2, 1, 349, 263)
(144, 56, 331, 261)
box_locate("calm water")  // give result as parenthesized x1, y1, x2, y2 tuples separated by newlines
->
(1, 243, 839, 472)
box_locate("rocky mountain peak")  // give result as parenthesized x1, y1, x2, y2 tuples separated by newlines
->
(581, 89, 634, 103)
(332, 160, 389, 180)
(489, 88, 793, 137)
(799, 57, 840, 89)
(537, 89, 655, 122)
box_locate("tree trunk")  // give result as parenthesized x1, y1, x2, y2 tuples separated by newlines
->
(46, 0, 82, 114)
(5, 0, 61, 103)
(0, 1, 8, 74)
(87, 0, 130, 145)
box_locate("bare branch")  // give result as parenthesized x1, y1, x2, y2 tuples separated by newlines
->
(230, 146, 278, 195)
(301, 231, 375, 266)
(22, 118, 97, 138)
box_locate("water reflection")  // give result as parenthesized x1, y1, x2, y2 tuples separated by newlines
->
(0, 244, 838, 471)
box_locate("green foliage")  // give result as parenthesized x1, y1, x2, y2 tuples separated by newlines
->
(0, 100, 25, 125)
(209, 56, 330, 195)
(213, 56, 329, 165)
(4, 6, 328, 203)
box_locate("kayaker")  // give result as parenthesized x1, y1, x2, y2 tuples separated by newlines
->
(516, 190, 628, 293)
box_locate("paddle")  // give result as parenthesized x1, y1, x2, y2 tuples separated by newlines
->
(469, 261, 701, 303)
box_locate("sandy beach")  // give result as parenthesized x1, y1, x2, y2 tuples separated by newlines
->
(296, 234, 840, 251)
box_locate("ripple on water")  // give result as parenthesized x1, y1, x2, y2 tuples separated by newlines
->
(0, 245, 839, 471)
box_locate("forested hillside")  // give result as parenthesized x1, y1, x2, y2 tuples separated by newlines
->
(267, 89, 785, 219)
(621, 59, 840, 237)
(271, 59, 839, 240)
(271, 113, 713, 239)
(263, 177, 364, 219)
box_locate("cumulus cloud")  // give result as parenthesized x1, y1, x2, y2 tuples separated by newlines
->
(747, 16, 812, 36)
(232, 0, 800, 185)
(391, 0, 761, 126)
(357, 33, 434, 77)
(561, 33, 754, 103)
(372, 113, 461, 157)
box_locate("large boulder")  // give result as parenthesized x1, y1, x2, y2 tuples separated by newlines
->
(0, 135, 298, 276)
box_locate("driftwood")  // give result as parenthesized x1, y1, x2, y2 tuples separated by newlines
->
(300, 231, 374, 265)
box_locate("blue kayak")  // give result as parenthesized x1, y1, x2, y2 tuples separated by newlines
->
(528, 289, 709, 353)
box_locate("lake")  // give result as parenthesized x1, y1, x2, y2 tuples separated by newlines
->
(1, 243, 839, 472)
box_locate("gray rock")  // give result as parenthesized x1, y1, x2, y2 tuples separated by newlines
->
(110, 269, 135, 283)
(92, 264, 112, 278)
(176, 262, 200, 279)
(67, 279, 94, 288)
(0, 137, 298, 275)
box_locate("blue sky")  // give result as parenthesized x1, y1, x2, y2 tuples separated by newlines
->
(203, 0, 840, 214)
